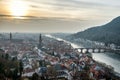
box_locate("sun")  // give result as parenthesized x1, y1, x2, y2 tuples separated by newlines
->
(9, 0, 29, 17)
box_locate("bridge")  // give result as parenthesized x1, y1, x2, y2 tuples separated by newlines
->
(74, 48, 106, 53)
(74, 48, 120, 53)
(47, 47, 120, 53)
(75, 48, 108, 53)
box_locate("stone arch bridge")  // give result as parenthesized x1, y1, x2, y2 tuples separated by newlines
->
(74, 48, 120, 53)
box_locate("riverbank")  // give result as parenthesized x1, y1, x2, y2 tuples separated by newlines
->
(45, 34, 120, 79)
(95, 59, 120, 78)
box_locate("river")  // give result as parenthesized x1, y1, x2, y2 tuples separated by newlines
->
(45, 34, 120, 74)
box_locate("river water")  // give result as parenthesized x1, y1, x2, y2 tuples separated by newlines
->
(45, 34, 120, 74)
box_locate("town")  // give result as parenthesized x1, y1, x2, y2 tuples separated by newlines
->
(0, 33, 119, 80)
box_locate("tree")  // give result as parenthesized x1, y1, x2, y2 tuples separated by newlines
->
(0, 73, 5, 80)
(39, 60, 43, 67)
(19, 60, 23, 76)
(39, 60, 46, 67)
(1, 54, 4, 58)
(32, 73, 40, 80)
(13, 68, 18, 80)
(5, 54, 9, 60)
(12, 57, 17, 61)
(0, 63, 4, 73)
(47, 66, 57, 80)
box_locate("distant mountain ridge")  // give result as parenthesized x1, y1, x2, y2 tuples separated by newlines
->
(72, 16, 120, 46)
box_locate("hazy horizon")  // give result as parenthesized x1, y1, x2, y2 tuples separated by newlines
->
(0, 0, 120, 33)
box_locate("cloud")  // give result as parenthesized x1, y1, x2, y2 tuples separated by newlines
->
(0, 14, 39, 20)
(36, 0, 120, 11)
(0, 0, 120, 33)
(0, 14, 11, 17)
(26, 0, 120, 20)
(0, 0, 120, 23)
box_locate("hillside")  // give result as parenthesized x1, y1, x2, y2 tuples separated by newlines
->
(72, 16, 120, 46)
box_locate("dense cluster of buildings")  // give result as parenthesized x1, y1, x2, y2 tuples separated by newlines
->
(0, 33, 119, 80)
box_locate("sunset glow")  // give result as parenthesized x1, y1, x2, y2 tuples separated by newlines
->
(0, 0, 120, 32)
(9, 0, 29, 17)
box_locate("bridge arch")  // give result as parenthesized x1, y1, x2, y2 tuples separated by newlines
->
(82, 48, 87, 53)
(75, 48, 106, 53)
(93, 48, 99, 53)
(100, 49, 105, 53)
(88, 49, 93, 53)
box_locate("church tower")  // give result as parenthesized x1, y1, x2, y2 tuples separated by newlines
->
(10, 33, 12, 41)
(38, 34, 42, 49)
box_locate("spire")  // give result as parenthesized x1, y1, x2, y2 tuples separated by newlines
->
(10, 33, 12, 41)
(38, 34, 42, 49)
(39, 34, 42, 43)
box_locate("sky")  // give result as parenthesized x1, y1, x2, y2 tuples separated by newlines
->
(0, 0, 120, 33)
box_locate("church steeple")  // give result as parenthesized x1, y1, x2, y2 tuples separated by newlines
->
(38, 34, 42, 49)
(10, 33, 12, 41)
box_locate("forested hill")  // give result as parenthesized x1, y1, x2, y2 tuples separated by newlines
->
(72, 16, 120, 46)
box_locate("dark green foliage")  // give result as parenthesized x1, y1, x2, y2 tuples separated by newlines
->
(0, 53, 19, 79)
(32, 73, 39, 80)
(0, 73, 5, 80)
(5, 53, 9, 60)
(0, 63, 4, 73)
(39, 60, 46, 67)
(19, 60, 23, 76)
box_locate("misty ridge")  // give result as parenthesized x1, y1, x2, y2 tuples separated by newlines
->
(69, 16, 120, 46)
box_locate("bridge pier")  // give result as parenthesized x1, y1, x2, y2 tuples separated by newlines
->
(92, 49, 95, 53)
(78, 48, 83, 53)
(98, 49, 101, 53)
(81, 48, 84, 53)
(86, 49, 89, 53)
